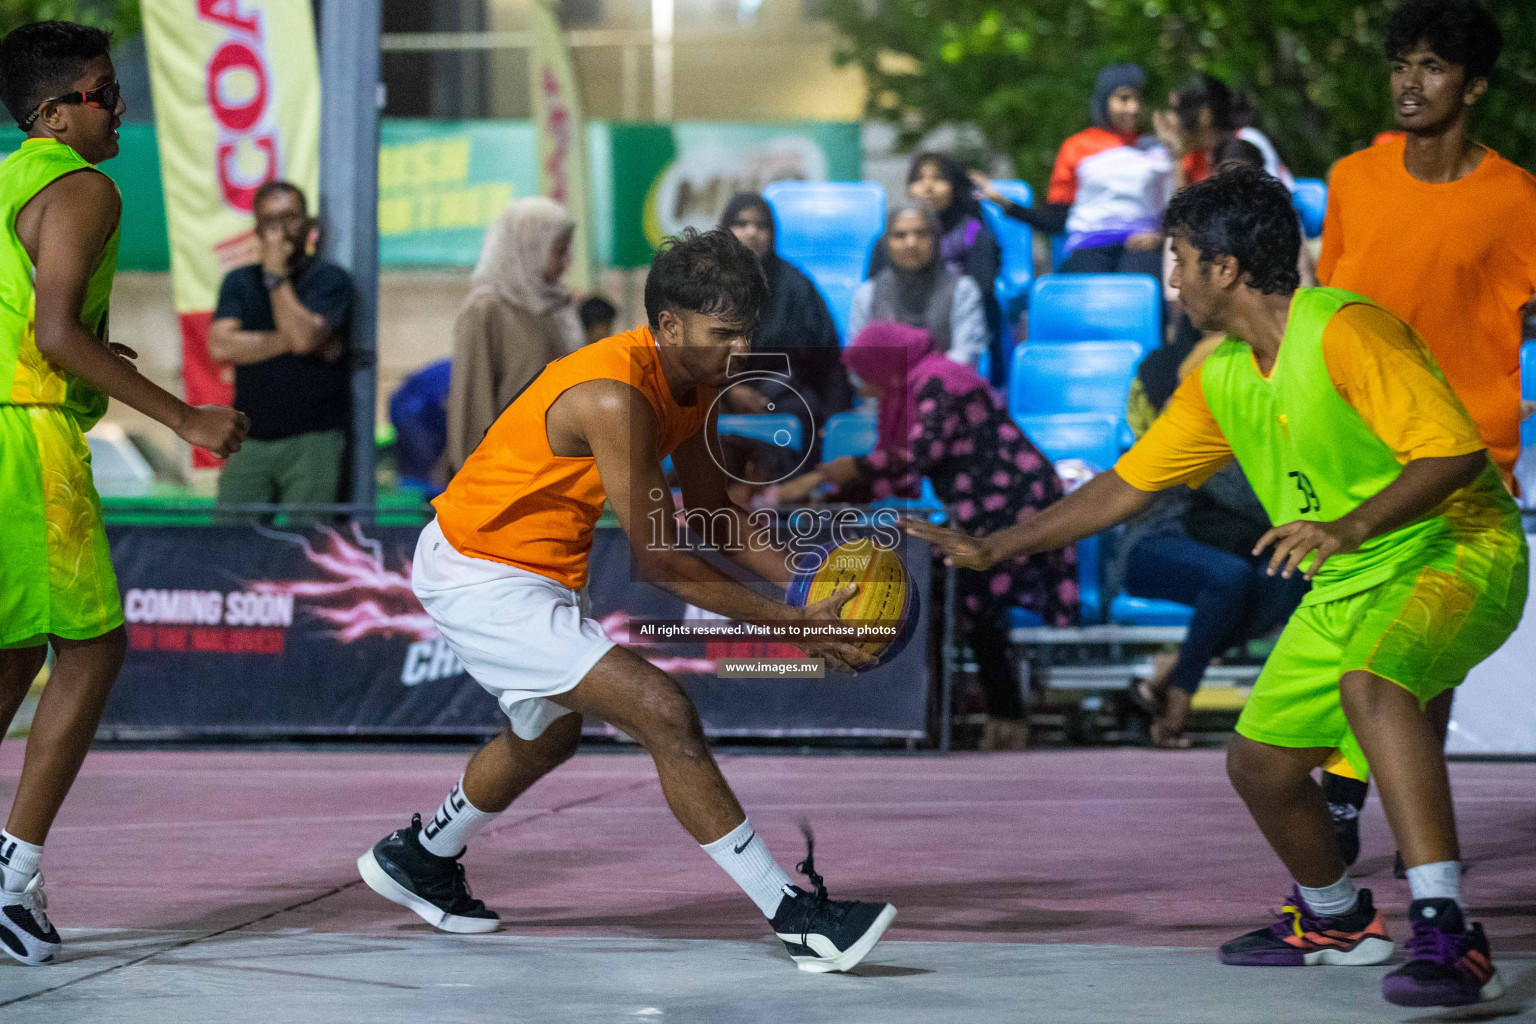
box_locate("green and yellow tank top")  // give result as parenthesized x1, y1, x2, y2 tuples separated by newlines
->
(0, 138, 119, 430)
(1199, 287, 1519, 603)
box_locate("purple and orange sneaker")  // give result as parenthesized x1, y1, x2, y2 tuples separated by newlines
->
(1382, 899, 1503, 1007)
(1219, 887, 1393, 966)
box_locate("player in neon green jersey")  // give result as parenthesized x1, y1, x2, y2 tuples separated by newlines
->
(910, 166, 1525, 1009)
(0, 22, 248, 964)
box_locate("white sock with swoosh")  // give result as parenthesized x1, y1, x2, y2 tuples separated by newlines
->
(702, 818, 792, 919)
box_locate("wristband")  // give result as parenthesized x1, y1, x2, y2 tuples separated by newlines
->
(263, 270, 287, 291)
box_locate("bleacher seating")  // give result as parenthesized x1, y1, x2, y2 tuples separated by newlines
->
(1292, 178, 1327, 239)
(1109, 593, 1195, 627)
(1027, 274, 1161, 353)
(717, 414, 804, 452)
(1009, 341, 1143, 419)
(763, 181, 885, 343)
(1012, 413, 1122, 473)
(820, 411, 878, 462)
(977, 180, 1034, 326)
(1522, 341, 1535, 449)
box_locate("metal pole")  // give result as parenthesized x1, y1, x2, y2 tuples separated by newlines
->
(941, 563, 957, 753)
(319, 0, 381, 520)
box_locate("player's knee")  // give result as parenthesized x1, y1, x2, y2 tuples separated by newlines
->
(635, 684, 707, 757)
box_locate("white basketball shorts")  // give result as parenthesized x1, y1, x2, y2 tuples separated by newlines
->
(412, 518, 615, 740)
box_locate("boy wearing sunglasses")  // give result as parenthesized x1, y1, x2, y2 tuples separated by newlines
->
(0, 21, 249, 964)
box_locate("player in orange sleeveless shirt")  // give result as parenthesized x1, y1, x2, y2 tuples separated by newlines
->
(358, 230, 896, 973)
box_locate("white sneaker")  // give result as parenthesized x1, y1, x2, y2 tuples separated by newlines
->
(0, 873, 61, 965)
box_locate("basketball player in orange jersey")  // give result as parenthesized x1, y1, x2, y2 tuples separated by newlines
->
(358, 229, 897, 973)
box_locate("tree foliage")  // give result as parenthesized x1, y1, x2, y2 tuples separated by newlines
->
(0, 0, 141, 41)
(825, 0, 1535, 187)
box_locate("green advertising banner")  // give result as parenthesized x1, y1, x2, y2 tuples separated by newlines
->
(378, 120, 535, 266)
(3, 120, 860, 272)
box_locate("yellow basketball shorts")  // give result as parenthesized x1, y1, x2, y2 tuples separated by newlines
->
(0, 404, 122, 649)
(1234, 530, 1529, 780)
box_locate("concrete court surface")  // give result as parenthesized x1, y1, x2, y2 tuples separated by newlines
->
(0, 745, 1533, 1023)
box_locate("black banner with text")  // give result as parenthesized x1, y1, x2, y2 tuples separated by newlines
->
(100, 523, 931, 740)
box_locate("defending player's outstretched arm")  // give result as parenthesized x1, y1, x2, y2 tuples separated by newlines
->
(906, 467, 1155, 571)
(567, 378, 873, 672)
(26, 170, 248, 457)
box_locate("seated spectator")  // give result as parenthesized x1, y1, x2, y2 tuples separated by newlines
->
(1161, 73, 1295, 190)
(210, 180, 352, 511)
(777, 322, 1077, 750)
(850, 200, 988, 366)
(579, 294, 616, 346)
(720, 193, 854, 446)
(874, 153, 1003, 380)
(445, 197, 583, 476)
(972, 63, 1171, 276)
(1112, 342, 1309, 748)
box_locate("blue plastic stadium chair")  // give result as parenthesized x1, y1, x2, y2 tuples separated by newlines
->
(1013, 413, 1123, 473)
(1109, 593, 1194, 627)
(389, 359, 452, 495)
(978, 180, 1034, 325)
(820, 411, 878, 462)
(763, 181, 886, 343)
(1050, 234, 1068, 271)
(1010, 341, 1144, 419)
(1521, 341, 1536, 449)
(1027, 274, 1161, 353)
(1076, 534, 1104, 624)
(717, 414, 804, 452)
(1292, 178, 1327, 239)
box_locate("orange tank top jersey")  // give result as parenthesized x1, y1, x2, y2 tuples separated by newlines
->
(432, 327, 711, 590)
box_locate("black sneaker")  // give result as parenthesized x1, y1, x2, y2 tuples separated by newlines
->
(1218, 886, 1392, 967)
(0, 873, 61, 965)
(1329, 801, 1362, 867)
(357, 813, 500, 934)
(769, 827, 896, 973)
(1382, 899, 1504, 1007)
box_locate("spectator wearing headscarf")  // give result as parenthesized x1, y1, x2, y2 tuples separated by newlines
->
(778, 322, 1077, 749)
(444, 197, 584, 475)
(849, 200, 989, 366)
(873, 152, 1004, 380)
(974, 63, 1172, 276)
(719, 193, 853, 445)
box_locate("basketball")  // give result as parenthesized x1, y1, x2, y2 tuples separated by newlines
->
(785, 538, 918, 669)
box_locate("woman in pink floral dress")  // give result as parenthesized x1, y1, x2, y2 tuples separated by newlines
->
(780, 322, 1077, 747)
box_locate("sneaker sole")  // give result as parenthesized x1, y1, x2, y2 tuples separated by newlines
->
(1384, 969, 1505, 1008)
(0, 920, 56, 966)
(356, 850, 500, 935)
(784, 904, 897, 974)
(1305, 936, 1394, 966)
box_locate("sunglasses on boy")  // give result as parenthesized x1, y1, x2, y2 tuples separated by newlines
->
(18, 80, 121, 132)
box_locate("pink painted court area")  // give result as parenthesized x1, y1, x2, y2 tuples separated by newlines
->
(3, 745, 1534, 1022)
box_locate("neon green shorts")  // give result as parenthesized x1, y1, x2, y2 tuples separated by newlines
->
(0, 404, 122, 649)
(1235, 529, 1529, 780)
